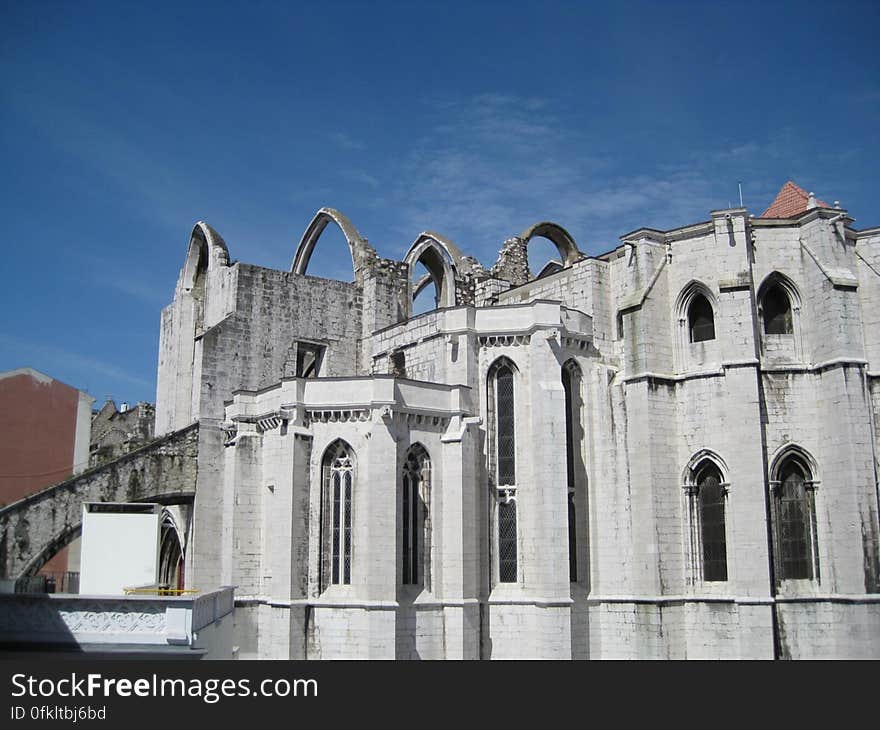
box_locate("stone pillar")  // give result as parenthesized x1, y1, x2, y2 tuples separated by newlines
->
(439, 415, 482, 659)
(362, 409, 398, 658)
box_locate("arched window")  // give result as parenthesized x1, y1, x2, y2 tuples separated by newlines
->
(696, 463, 727, 581)
(158, 510, 184, 591)
(761, 283, 793, 335)
(488, 359, 518, 583)
(684, 455, 729, 583)
(402, 444, 430, 587)
(688, 293, 716, 342)
(772, 454, 819, 581)
(320, 440, 354, 590)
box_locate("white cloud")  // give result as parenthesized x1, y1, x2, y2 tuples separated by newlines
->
(376, 93, 738, 262)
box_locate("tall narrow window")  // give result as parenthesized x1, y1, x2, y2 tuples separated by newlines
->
(688, 293, 716, 342)
(496, 365, 516, 486)
(684, 457, 729, 583)
(402, 444, 430, 586)
(697, 464, 727, 581)
(489, 359, 518, 583)
(761, 284, 793, 335)
(562, 360, 583, 582)
(320, 440, 354, 590)
(498, 494, 518, 583)
(773, 456, 818, 581)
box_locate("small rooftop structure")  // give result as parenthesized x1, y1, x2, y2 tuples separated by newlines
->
(760, 180, 831, 218)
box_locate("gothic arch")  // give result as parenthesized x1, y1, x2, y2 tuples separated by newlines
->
(683, 448, 729, 484)
(159, 509, 185, 590)
(291, 207, 376, 281)
(675, 280, 718, 320)
(757, 271, 802, 334)
(757, 271, 802, 311)
(182, 221, 230, 291)
(519, 221, 582, 269)
(769, 443, 819, 484)
(404, 232, 463, 310)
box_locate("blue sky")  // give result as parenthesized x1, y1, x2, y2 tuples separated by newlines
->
(1, 0, 878, 405)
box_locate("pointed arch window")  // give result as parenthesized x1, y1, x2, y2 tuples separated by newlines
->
(402, 444, 431, 587)
(761, 283, 793, 335)
(684, 457, 729, 583)
(320, 440, 354, 590)
(688, 293, 716, 342)
(488, 359, 518, 583)
(771, 455, 819, 581)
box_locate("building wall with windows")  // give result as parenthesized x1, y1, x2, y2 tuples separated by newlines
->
(153, 187, 880, 659)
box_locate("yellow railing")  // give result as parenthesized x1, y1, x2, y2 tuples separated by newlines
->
(123, 587, 199, 596)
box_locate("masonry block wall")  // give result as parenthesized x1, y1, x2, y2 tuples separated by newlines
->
(145, 193, 880, 659)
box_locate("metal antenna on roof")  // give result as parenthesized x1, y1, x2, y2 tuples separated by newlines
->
(738, 181, 744, 208)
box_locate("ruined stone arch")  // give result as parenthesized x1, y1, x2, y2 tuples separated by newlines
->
(519, 221, 583, 269)
(291, 207, 377, 282)
(181, 221, 230, 291)
(158, 508, 185, 590)
(18, 524, 82, 578)
(404, 232, 463, 310)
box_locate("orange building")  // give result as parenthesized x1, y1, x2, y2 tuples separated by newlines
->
(0, 368, 94, 577)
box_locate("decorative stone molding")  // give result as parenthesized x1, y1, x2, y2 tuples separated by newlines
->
(562, 335, 591, 352)
(402, 413, 448, 428)
(221, 421, 238, 446)
(257, 415, 283, 433)
(304, 409, 370, 425)
(478, 334, 531, 348)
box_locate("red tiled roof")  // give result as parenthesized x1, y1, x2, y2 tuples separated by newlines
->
(759, 181, 830, 218)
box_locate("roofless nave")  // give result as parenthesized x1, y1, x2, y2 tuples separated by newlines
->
(4, 181, 880, 658)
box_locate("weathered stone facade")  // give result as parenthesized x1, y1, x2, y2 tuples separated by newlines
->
(90, 400, 156, 468)
(153, 185, 880, 659)
(0, 424, 198, 578)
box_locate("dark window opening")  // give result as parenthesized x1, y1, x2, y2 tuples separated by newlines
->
(296, 342, 324, 378)
(568, 493, 577, 583)
(776, 459, 814, 580)
(562, 363, 580, 582)
(401, 446, 429, 586)
(688, 293, 716, 343)
(496, 366, 516, 486)
(762, 284, 793, 335)
(390, 349, 406, 378)
(697, 465, 727, 581)
(498, 498, 518, 583)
